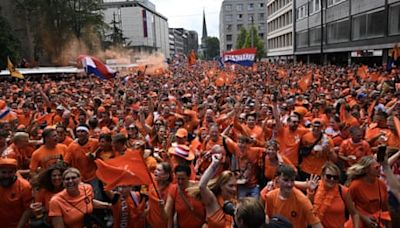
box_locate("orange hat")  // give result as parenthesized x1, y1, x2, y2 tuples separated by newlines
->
(168, 145, 195, 161)
(293, 106, 308, 118)
(0, 158, 17, 168)
(175, 128, 188, 138)
(101, 127, 111, 134)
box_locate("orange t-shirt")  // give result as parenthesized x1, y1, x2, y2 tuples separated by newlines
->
(3, 143, 35, 169)
(30, 144, 67, 172)
(169, 184, 206, 228)
(207, 196, 233, 228)
(339, 139, 372, 165)
(276, 126, 309, 166)
(0, 176, 32, 228)
(146, 183, 172, 228)
(61, 136, 74, 147)
(300, 133, 334, 175)
(35, 188, 60, 211)
(49, 184, 94, 228)
(263, 154, 295, 180)
(266, 188, 320, 228)
(65, 139, 99, 182)
(314, 185, 349, 228)
(349, 178, 388, 224)
(112, 191, 146, 228)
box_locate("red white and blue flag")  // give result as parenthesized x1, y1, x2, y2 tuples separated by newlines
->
(77, 55, 116, 80)
(222, 48, 256, 67)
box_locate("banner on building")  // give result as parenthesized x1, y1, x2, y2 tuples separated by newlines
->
(222, 48, 256, 67)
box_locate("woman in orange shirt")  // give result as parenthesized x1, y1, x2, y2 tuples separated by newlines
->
(189, 145, 237, 228)
(49, 168, 112, 228)
(346, 156, 391, 228)
(35, 163, 67, 212)
(308, 162, 360, 228)
(164, 164, 206, 227)
(147, 162, 173, 228)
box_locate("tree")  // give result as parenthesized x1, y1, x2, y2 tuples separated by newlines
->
(235, 27, 247, 50)
(16, 0, 105, 65)
(205, 37, 220, 60)
(0, 16, 21, 69)
(243, 26, 265, 61)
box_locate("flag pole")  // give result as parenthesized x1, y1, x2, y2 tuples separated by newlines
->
(138, 149, 162, 199)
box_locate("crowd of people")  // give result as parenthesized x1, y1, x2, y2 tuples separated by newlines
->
(0, 59, 400, 228)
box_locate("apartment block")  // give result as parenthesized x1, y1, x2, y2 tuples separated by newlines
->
(219, 0, 268, 55)
(294, 0, 400, 65)
(267, 0, 294, 59)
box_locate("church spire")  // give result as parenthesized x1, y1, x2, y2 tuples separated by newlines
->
(202, 9, 208, 40)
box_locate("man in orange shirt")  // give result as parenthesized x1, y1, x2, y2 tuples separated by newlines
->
(30, 128, 67, 174)
(0, 158, 32, 228)
(65, 124, 100, 198)
(265, 164, 322, 228)
(273, 101, 309, 166)
(56, 124, 74, 146)
(339, 126, 372, 167)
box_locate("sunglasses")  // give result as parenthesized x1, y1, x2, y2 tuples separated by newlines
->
(325, 174, 339, 181)
(64, 176, 79, 181)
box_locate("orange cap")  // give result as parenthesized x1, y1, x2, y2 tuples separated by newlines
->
(0, 158, 17, 168)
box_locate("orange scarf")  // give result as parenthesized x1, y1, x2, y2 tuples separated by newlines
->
(313, 181, 340, 220)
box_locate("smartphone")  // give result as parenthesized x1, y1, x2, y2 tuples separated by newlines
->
(377, 145, 386, 163)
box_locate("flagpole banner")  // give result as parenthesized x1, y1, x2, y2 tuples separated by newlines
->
(222, 48, 256, 67)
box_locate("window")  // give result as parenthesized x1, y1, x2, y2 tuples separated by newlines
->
(259, 33, 264, 38)
(226, 24, 232, 32)
(237, 24, 243, 31)
(328, 19, 350, 43)
(296, 4, 308, 20)
(327, 0, 346, 7)
(248, 3, 254, 10)
(226, 34, 232, 41)
(309, 0, 321, 14)
(248, 14, 254, 22)
(225, 4, 232, 11)
(296, 30, 308, 48)
(225, 15, 232, 22)
(260, 3, 265, 8)
(227, 44, 233, 50)
(389, 3, 400, 35)
(259, 13, 265, 20)
(237, 14, 243, 20)
(352, 10, 385, 40)
(309, 27, 321, 46)
(258, 23, 265, 31)
(236, 4, 243, 11)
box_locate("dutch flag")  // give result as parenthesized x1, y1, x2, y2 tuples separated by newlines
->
(77, 55, 116, 80)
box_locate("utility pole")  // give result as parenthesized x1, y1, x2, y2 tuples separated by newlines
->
(320, 0, 324, 65)
(251, 16, 254, 48)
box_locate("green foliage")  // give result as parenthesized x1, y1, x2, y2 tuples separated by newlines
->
(205, 37, 220, 60)
(235, 27, 247, 49)
(234, 26, 265, 60)
(16, 0, 105, 64)
(0, 16, 20, 69)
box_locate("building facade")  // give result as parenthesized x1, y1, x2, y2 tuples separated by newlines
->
(294, 0, 400, 65)
(102, 0, 170, 58)
(266, 0, 294, 60)
(219, 0, 268, 54)
(169, 28, 199, 57)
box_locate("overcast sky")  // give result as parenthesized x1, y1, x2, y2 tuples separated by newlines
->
(151, 0, 224, 38)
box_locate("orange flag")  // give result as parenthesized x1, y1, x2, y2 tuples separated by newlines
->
(95, 151, 152, 190)
(188, 50, 197, 66)
(357, 65, 368, 79)
(369, 72, 381, 82)
(298, 71, 312, 92)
